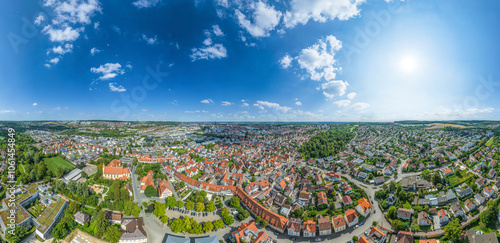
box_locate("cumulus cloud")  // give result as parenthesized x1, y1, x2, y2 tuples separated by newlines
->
(351, 102, 370, 110)
(334, 99, 351, 107)
(109, 83, 126, 92)
(297, 35, 342, 81)
(90, 47, 100, 55)
(132, 0, 159, 8)
(42, 26, 82, 42)
(241, 102, 249, 107)
(295, 101, 302, 106)
(33, 103, 38, 106)
(254, 100, 292, 113)
(280, 54, 293, 69)
(51, 43, 73, 55)
(235, 1, 282, 38)
(200, 99, 214, 104)
(321, 80, 348, 99)
(347, 92, 356, 100)
(213, 25, 224, 36)
(438, 107, 494, 117)
(221, 101, 232, 106)
(34, 14, 45, 25)
(49, 57, 60, 64)
(90, 63, 124, 80)
(283, 0, 364, 29)
(0, 110, 15, 114)
(142, 34, 158, 45)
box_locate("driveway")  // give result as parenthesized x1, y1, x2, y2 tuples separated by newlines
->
(433, 216, 441, 230)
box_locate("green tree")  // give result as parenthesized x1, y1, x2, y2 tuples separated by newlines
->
(104, 225, 122, 243)
(352, 236, 358, 242)
(166, 196, 177, 208)
(230, 197, 240, 207)
(186, 201, 195, 210)
(169, 218, 185, 233)
(52, 221, 68, 239)
(444, 218, 462, 242)
(154, 201, 166, 217)
(177, 200, 184, 208)
(214, 219, 225, 230)
(260, 219, 268, 228)
(206, 202, 216, 212)
(94, 210, 110, 237)
(203, 221, 214, 232)
(221, 207, 230, 218)
(144, 185, 158, 197)
(388, 206, 397, 219)
(223, 215, 234, 225)
(196, 202, 205, 212)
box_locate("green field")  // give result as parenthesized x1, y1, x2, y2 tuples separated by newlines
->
(486, 136, 497, 147)
(448, 172, 472, 186)
(43, 156, 75, 174)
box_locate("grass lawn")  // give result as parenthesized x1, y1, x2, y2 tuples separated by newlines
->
(448, 172, 472, 186)
(470, 222, 496, 234)
(80, 206, 95, 216)
(43, 156, 75, 174)
(486, 136, 496, 147)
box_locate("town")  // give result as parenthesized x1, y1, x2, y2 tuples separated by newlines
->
(0, 121, 499, 243)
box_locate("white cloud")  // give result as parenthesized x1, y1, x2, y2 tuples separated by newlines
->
(34, 14, 45, 25)
(142, 34, 158, 45)
(213, 25, 224, 36)
(0, 110, 15, 114)
(334, 99, 351, 107)
(241, 102, 249, 107)
(280, 54, 293, 69)
(295, 101, 302, 106)
(42, 26, 81, 42)
(203, 38, 213, 46)
(109, 83, 126, 92)
(347, 92, 356, 100)
(33, 103, 38, 106)
(222, 101, 232, 106)
(51, 43, 73, 54)
(438, 107, 494, 117)
(191, 44, 227, 61)
(90, 63, 124, 80)
(125, 64, 133, 69)
(132, 0, 159, 8)
(321, 80, 348, 99)
(254, 100, 292, 113)
(141, 109, 148, 112)
(94, 21, 99, 29)
(235, 1, 282, 37)
(49, 57, 60, 64)
(351, 102, 370, 110)
(297, 35, 342, 81)
(90, 47, 100, 55)
(283, 0, 364, 29)
(201, 99, 214, 104)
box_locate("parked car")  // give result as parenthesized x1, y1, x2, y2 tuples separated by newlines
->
(359, 222, 364, 226)
(315, 238, 322, 242)
(364, 231, 368, 236)
(289, 238, 296, 241)
(354, 225, 359, 229)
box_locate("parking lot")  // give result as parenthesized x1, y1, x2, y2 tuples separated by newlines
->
(166, 207, 221, 222)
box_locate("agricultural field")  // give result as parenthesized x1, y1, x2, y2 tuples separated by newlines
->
(425, 123, 468, 129)
(43, 156, 75, 174)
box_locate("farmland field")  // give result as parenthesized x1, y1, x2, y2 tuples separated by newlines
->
(43, 156, 75, 174)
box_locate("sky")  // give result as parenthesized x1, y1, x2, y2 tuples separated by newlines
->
(1, 0, 500, 122)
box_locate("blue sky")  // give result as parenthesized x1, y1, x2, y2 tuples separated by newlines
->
(1, 0, 500, 122)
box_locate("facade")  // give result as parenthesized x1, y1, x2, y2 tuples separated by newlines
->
(302, 219, 316, 238)
(344, 209, 358, 227)
(158, 179, 173, 199)
(356, 198, 371, 217)
(103, 159, 131, 180)
(287, 218, 301, 236)
(317, 216, 332, 236)
(332, 215, 347, 232)
(119, 217, 148, 243)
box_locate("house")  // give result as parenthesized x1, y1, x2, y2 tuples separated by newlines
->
(362, 164, 376, 172)
(443, 168, 453, 177)
(386, 194, 396, 206)
(476, 177, 486, 188)
(158, 179, 173, 199)
(483, 187, 493, 198)
(325, 172, 341, 182)
(317, 191, 328, 206)
(358, 236, 370, 243)
(103, 159, 131, 180)
(140, 170, 155, 193)
(106, 210, 123, 224)
(231, 222, 258, 243)
(397, 208, 412, 221)
(465, 230, 499, 243)
(259, 180, 270, 191)
(397, 231, 414, 243)
(119, 217, 147, 243)
(437, 209, 449, 225)
(318, 216, 332, 236)
(456, 187, 473, 198)
(401, 176, 432, 191)
(287, 218, 301, 236)
(493, 181, 500, 191)
(276, 180, 287, 191)
(384, 167, 393, 175)
(246, 181, 260, 194)
(374, 176, 385, 185)
(35, 195, 69, 240)
(474, 194, 485, 205)
(344, 209, 359, 227)
(355, 198, 371, 217)
(488, 169, 496, 178)
(74, 210, 91, 225)
(274, 194, 286, 207)
(302, 219, 316, 238)
(464, 199, 476, 212)
(450, 203, 466, 219)
(417, 211, 431, 226)
(369, 227, 387, 243)
(314, 174, 322, 185)
(342, 195, 353, 205)
(357, 172, 368, 181)
(332, 215, 347, 232)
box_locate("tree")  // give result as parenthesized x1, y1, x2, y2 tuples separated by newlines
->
(230, 197, 240, 207)
(160, 215, 169, 224)
(94, 210, 110, 237)
(52, 221, 68, 239)
(204, 221, 214, 232)
(196, 202, 205, 212)
(388, 206, 397, 219)
(206, 202, 216, 212)
(166, 196, 177, 208)
(154, 202, 166, 217)
(431, 172, 441, 185)
(186, 201, 195, 210)
(214, 219, 225, 230)
(223, 215, 234, 225)
(200, 190, 207, 198)
(221, 207, 230, 218)
(444, 218, 462, 242)
(260, 219, 268, 228)
(352, 236, 358, 242)
(144, 185, 157, 197)
(169, 218, 185, 233)
(104, 225, 122, 243)
(177, 200, 184, 208)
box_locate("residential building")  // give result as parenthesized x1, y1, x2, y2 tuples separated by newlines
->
(302, 219, 316, 238)
(332, 215, 347, 232)
(318, 216, 332, 236)
(119, 217, 147, 243)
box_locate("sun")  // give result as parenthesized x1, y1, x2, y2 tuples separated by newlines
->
(399, 55, 418, 73)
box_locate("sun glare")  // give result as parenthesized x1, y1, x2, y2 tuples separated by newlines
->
(399, 55, 418, 73)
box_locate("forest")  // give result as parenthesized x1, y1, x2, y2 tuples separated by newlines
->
(298, 124, 355, 159)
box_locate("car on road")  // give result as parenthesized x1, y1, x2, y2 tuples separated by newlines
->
(274, 232, 279, 236)
(289, 238, 296, 241)
(354, 225, 359, 229)
(370, 225, 373, 229)
(364, 231, 368, 236)
(371, 200, 374, 204)
(315, 238, 322, 242)
(359, 222, 364, 226)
